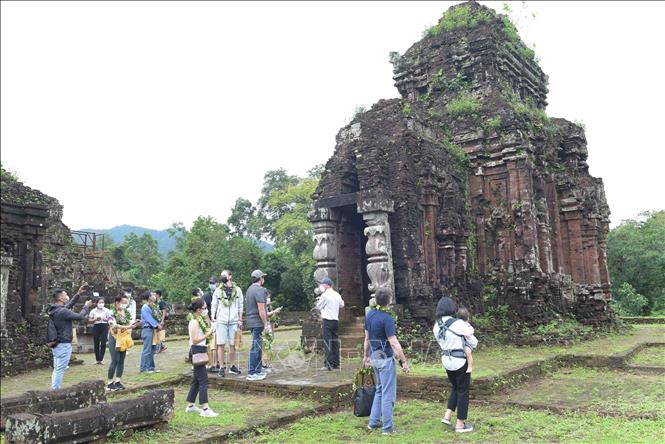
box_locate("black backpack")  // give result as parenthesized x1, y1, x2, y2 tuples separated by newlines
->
(46, 308, 60, 348)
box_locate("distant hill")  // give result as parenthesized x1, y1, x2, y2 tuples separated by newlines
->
(75, 225, 274, 256)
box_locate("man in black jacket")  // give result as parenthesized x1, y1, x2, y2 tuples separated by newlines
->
(47, 285, 92, 389)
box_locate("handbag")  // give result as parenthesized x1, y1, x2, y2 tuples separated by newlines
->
(191, 352, 209, 367)
(352, 367, 376, 417)
(114, 329, 134, 352)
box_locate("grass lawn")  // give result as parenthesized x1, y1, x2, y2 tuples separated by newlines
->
(108, 386, 318, 443)
(233, 399, 665, 444)
(0, 326, 304, 398)
(408, 324, 665, 379)
(496, 367, 665, 415)
(629, 346, 665, 367)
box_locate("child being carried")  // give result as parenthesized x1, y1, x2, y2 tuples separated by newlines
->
(456, 307, 477, 373)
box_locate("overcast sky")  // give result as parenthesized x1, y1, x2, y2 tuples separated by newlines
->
(2, 1, 664, 231)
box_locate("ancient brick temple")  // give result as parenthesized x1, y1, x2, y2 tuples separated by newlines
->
(310, 2, 612, 327)
(0, 167, 89, 376)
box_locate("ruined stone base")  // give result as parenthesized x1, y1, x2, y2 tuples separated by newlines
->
(1, 381, 106, 430)
(5, 389, 174, 444)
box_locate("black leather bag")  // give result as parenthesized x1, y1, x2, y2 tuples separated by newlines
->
(353, 369, 376, 417)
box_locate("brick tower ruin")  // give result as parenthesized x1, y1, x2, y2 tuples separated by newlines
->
(310, 1, 612, 327)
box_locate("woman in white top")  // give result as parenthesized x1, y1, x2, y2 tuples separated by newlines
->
(185, 298, 218, 417)
(88, 297, 112, 365)
(432, 297, 477, 434)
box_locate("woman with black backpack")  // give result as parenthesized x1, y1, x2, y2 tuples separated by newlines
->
(433, 296, 477, 433)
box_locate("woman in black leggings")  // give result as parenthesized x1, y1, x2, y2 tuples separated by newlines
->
(185, 298, 218, 417)
(433, 296, 477, 433)
(107, 294, 137, 391)
(88, 297, 112, 364)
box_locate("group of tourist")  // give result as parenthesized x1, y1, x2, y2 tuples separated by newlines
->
(47, 272, 478, 432)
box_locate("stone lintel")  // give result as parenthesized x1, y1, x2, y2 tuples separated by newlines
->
(313, 192, 358, 211)
(357, 193, 394, 214)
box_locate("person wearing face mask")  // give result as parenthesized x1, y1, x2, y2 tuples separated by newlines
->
(107, 294, 140, 391)
(124, 288, 137, 341)
(88, 297, 113, 365)
(185, 298, 218, 417)
(139, 290, 162, 373)
(203, 277, 217, 312)
(47, 285, 93, 389)
(192, 286, 215, 369)
(211, 270, 244, 377)
(316, 277, 345, 371)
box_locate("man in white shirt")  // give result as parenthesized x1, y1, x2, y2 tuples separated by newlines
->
(316, 277, 344, 370)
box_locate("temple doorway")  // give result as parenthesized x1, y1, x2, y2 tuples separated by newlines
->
(335, 206, 371, 315)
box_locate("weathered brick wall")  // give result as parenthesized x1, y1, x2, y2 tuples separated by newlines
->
(1, 169, 89, 376)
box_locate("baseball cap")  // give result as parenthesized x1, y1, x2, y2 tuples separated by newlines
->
(251, 269, 267, 279)
(320, 277, 334, 286)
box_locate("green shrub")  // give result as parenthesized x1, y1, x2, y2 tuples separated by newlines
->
(484, 116, 502, 131)
(402, 101, 412, 116)
(441, 137, 469, 170)
(510, 97, 549, 125)
(427, 4, 494, 36)
(612, 282, 650, 316)
(447, 95, 481, 117)
(501, 16, 537, 62)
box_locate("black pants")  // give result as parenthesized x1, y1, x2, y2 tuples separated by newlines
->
(187, 345, 209, 405)
(446, 362, 471, 420)
(93, 323, 109, 362)
(322, 319, 340, 369)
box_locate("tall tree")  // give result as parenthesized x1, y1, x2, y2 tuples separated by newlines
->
(607, 210, 665, 315)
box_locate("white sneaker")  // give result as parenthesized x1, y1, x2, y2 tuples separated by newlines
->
(200, 408, 219, 417)
(254, 372, 267, 380)
(185, 405, 201, 414)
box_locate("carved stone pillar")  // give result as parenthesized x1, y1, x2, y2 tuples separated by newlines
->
(358, 196, 395, 305)
(0, 255, 12, 338)
(310, 207, 338, 286)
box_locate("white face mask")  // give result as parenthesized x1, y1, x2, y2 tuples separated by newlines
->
(201, 309, 208, 317)
(209, 284, 216, 292)
(120, 303, 128, 309)
(319, 285, 326, 293)
(97, 303, 104, 309)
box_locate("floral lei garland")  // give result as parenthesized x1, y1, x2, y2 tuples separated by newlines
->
(220, 285, 239, 307)
(110, 307, 129, 325)
(187, 312, 211, 344)
(370, 302, 398, 321)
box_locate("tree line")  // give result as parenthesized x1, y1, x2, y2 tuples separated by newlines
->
(107, 166, 322, 311)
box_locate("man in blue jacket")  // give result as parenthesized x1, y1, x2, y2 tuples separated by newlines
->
(47, 285, 92, 389)
(139, 290, 162, 373)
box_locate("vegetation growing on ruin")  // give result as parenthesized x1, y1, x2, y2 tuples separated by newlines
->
(483, 116, 502, 131)
(426, 3, 494, 36)
(502, 16, 537, 61)
(447, 94, 481, 117)
(440, 137, 469, 172)
(436, 69, 472, 93)
(401, 101, 412, 116)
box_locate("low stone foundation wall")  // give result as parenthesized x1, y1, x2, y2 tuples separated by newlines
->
(5, 389, 174, 443)
(620, 316, 665, 324)
(0, 381, 106, 430)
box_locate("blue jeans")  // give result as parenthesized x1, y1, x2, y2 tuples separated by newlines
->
(369, 357, 397, 432)
(248, 327, 264, 375)
(51, 342, 72, 389)
(140, 328, 156, 372)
